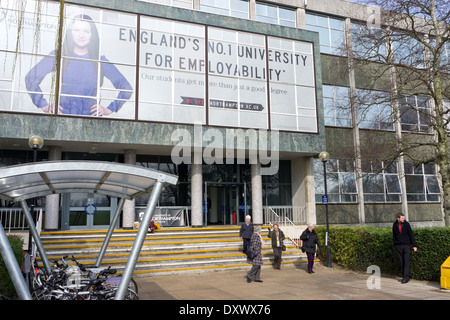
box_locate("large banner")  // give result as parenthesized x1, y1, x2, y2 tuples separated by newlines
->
(0, 0, 317, 132)
(0, 1, 136, 119)
(135, 207, 186, 227)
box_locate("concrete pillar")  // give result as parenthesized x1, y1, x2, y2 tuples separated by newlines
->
(44, 146, 62, 230)
(296, 6, 307, 29)
(249, 0, 256, 20)
(251, 162, 263, 225)
(122, 149, 136, 229)
(191, 162, 203, 227)
(291, 157, 316, 225)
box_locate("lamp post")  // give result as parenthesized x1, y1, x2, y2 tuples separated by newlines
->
(28, 135, 44, 162)
(319, 151, 332, 268)
(27, 135, 44, 253)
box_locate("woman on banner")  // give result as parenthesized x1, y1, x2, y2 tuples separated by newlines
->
(25, 14, 132, 116)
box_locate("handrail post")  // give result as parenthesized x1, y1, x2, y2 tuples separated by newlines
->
(20, 200, 52, 274)
(95, 197, 125, 267)
(115, 180, 164, 300)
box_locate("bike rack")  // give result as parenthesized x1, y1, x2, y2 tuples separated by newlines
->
(0, 161, 178, 300)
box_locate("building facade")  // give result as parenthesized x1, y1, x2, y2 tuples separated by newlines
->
(0, 0, 446, 230)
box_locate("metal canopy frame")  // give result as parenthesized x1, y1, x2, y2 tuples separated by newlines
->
(0, 161, 178, 300)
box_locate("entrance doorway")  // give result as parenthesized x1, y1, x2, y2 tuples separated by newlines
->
(62, 193, 118, 230)
(203, 182, 249, 226)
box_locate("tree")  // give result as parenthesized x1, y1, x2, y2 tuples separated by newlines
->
(347, 0, 449, 225)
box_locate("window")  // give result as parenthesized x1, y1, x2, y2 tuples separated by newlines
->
(404, 162, 440, 202)
(314, 158, 357, 203)
(399, 95, 431, 132)
(137, 0, 192, 9)
(361, 160, 402, 202)
(323, 85, 351, 127)
(262, 160, 292, 206)
(255, 2, 296, 27)
(200, 0, 249, 19)
(351, 22, 387, 62)
(306, 13, 345, 56)
(356, 89, 393, 130)
(391, 33, 425, 68)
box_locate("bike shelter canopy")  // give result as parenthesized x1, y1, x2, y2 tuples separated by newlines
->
(0, 160, 177, 202)
(0, 160, 178, 300)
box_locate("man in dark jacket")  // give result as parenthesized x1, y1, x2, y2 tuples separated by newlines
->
(393, 212, 417, 284)
(240, 215, 254, 254)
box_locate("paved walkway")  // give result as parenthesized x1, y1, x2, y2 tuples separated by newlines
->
(136, 263, 450, 300)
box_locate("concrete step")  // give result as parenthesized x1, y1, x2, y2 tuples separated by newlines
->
(38, 226, 309, 276)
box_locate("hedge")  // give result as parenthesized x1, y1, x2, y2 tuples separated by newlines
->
(314, 226, 450, 282)
(0, 235, 24, 299)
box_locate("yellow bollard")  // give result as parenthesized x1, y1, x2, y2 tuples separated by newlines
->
(441, 256, 450, 290)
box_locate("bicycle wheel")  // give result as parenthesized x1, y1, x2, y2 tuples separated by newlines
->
(124, 288, 138, 300)
(128, 278, 138, 294)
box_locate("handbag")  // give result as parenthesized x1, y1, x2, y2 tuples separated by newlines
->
(246, 248, 255, 259)
(282, 244, 286, 251)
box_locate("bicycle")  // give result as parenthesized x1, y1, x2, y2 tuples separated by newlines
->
(28, 255, 138, 300)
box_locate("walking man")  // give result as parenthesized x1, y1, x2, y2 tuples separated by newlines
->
(393, 212, 417, 284)
(240, 215, 254, 254)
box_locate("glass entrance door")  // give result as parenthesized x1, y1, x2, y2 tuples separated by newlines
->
(204, 182, 248, 225)
(65, 193, 116, 230)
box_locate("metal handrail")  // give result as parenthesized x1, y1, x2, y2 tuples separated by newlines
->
(0, 207, 42, 233)
(264, 206, 306, 247)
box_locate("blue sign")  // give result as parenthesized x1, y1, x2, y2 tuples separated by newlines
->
(84, 203, 97, 215)
(241, 202, 248, 212)
(322, 195, 328, 205)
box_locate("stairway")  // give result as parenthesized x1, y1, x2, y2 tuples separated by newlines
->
(38, 226, 309, 277)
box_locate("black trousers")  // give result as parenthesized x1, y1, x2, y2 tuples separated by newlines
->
(273, 247, 282, 269)
(395, 245, 411, 279)
(243, 238, 251, 253)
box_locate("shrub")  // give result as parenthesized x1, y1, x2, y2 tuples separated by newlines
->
(315, 226, 450, 282)
(0, 235, 25, 299)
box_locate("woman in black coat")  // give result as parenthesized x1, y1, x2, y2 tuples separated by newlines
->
(300, 224, 322, 274)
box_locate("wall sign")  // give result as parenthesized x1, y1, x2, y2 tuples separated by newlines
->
(0, 0, 317, 133)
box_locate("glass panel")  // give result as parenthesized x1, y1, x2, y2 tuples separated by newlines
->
(362, 174, 384, 193)
(340, 173, 357, 193)
(385, 174, 401, 193)
(93, 210, 111, 225)
(426, 176, 440, 193)
(405, 175, 424, 193)
(69, 211, 87, 226)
